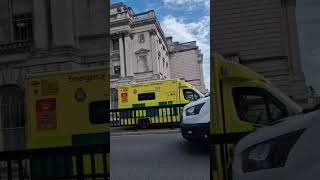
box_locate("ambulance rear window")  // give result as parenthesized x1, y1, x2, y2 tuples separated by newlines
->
(138, 92, 155, 101)
(89, 100, 109, 124)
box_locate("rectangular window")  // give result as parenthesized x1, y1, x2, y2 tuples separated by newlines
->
(138, 34, 145, 43)
(89, 100, 109, 124)
(12, 13, 33, 41)
(138, 92, 155, 101)
(183, 89, 200, 102)
(114, 66, 120, 76)
(112, 39, 119, 51)
(232, 87, 288, 125)
(162, 58, 165, 70)
(137, 55, 148, 72)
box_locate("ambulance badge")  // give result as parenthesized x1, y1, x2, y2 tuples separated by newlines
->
(75, 87, 86, 102)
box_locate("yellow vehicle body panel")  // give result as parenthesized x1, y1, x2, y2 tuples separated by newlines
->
(117, 79, 201, 125)
(25, 66, 109, 177)
(118, 79, 194, 108)
(210, 53, 272, 180)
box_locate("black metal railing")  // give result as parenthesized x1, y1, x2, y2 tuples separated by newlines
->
(210, 132, 250, 180)
(0, 144, 110, 180)
(0, 41, 32, 55)
(110, 104, 187, 127)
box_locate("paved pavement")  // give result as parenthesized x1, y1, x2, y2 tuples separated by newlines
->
(111, 129, 210, 180)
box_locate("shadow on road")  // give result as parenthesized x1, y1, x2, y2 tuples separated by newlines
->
(178, 140, 210, 156)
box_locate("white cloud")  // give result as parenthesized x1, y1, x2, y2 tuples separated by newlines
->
(161, 15, 210, 90)
(162, 0, 209, 10)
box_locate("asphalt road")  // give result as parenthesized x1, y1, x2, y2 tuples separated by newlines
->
(111, 132, 210, 180)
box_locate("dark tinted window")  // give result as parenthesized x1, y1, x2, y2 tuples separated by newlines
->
(183, 89, 200, 102)
(232, 87, 288, 125)
(89, 100, 109, 124)
(112, 39, 119, 50)
(138, 93, 155, 101)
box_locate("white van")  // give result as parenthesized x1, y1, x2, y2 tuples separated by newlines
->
(180, 96, 210, 142)
(233, 109, 320, 180)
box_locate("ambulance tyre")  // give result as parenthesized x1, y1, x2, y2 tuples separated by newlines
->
(138, 118, 150, 129)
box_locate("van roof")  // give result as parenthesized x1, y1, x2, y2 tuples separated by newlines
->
(218, 60, 270, 83)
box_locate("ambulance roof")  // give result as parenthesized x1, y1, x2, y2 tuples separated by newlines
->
(218, 60, 270, 84)
(119, 78, 186, 86)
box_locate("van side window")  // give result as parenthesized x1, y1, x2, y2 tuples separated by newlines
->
(183, 89, 200, 102)
(138, 92, 155, 101)
(89, 100, 109, 124)
(232, 87, 288, 125)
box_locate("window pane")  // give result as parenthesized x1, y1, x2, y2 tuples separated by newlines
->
(246, 95, 268, 124)
(267, 97, 287, 122)
(183, 89, 195, 102)
(137, 55, 148, 72)
(89, 100, 109, 124)
(112, 39, 119, 50)
(138, 34, 145, 43)
(114, 66, 120, 75)
(233, 88, 269, 125)
(193, 92, 200, 100)
(138, 93, 155, 101)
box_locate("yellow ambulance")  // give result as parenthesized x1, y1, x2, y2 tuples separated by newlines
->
(117, 79, 205, 126)
(209, 53, 303, 180)
(25, 66, 109, 178)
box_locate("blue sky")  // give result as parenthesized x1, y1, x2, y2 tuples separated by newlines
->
(111, 0, 210, 90)
(110, 0, 320, 95)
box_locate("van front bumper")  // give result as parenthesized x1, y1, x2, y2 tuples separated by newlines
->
(180, 123, 210, 142)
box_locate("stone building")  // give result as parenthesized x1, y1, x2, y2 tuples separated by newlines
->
(110, 3, 171, 109)
(167, 37, 206, 93)
(0, 0, 108, 151)
(212, 0, 309, 107)
(110, 3, 207, 108)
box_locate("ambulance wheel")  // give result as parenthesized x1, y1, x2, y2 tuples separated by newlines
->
(138, 118, 150, 129)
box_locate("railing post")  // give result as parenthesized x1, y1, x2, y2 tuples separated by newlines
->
(170, 107, 174, 129)
(7, 160, 12, 180)
(90, 153, 96, 180)
(134, 109, 138, 131)
(75, 154, 84, 180)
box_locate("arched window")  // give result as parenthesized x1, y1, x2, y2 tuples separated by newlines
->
(0, 85, 25, 151)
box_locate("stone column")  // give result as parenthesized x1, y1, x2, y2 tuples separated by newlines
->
(50, 0, 75, 48)
(150, 30, 159, 76)
(119, 35, 126, 77)
(124, 34, 133, 76)
(33, 0, 49, 50)
(198, 53, 204, 84)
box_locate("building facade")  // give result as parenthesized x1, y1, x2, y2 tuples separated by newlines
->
(110, 3, 171, 85)
(0, 0, 108, 151)
(212, 0, 309, 107)
(110, 3, 207, 108)
(167, 37, 206, 93)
